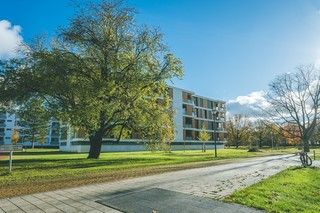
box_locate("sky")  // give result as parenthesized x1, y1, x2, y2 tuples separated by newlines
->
(1, 0, 320, 116)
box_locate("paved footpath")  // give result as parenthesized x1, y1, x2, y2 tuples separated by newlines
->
(0, 154, 306, 213)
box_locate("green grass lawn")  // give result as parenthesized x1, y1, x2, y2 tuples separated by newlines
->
(225, 167, 320, 213)
(0, 147, 296, 198)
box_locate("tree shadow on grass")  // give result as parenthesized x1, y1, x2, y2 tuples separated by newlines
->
(0, 157, 169, 170)
(0, 168, 11, 176)
(13, 151, 81, 156)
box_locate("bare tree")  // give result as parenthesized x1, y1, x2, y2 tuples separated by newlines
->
(267, 65, 320, 152)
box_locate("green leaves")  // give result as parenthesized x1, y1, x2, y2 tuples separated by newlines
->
(199, 127, 210, 142)
(17, 97, 49, 144)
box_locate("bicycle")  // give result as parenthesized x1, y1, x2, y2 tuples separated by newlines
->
(299, 151, 312, 167)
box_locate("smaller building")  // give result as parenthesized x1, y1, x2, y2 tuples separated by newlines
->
(0, 112, 15, 145)
(0, 112, 60, 147)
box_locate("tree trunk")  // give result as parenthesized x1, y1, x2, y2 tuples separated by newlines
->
(258, 135, 262, 148)
(302, 139, 310, 152)
(88, 130, 104, 159)
(32, 134, 35, 149)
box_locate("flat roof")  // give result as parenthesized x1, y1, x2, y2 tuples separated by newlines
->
(168, 85, 226, 103)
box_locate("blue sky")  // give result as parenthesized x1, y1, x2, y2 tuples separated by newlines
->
(1, 0, 320, 111)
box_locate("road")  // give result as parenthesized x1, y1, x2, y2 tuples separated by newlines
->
(0, 154, 303, 212)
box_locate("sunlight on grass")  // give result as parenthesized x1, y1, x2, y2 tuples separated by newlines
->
(225, 167, 320, 213)
(0, 147, 298, 197)
(312, 148, 320, 160)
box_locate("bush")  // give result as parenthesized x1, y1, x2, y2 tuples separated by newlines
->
(248, 147, 261, 152)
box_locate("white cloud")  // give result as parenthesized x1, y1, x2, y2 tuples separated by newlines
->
(0, 20, 23, 59)
(227, 90, 270, 119)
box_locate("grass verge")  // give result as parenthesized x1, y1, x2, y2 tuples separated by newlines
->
(225, 167, 320, 213)
(312, 148, 320, 160)
(0, 148, 295, 198)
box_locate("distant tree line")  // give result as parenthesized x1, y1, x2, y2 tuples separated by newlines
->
(227, 65, 320, 151)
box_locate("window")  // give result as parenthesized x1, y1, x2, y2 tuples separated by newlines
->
(208, 101, 213, 109)
(182, 92, 193, 103)
(194, 97, 198, 106)
(187, 93, 192, 101)
(185, 130, 193, 140)
(6, 120, 12, 122)
(194, 120, 199, 129)
(51, 138, 59, 144)
(215, 102, 219, 110)
(208, 122, 214, 130)
(200, 109, 203, 118)
(200, 98, 204, 107)
(204, 110, 207, 119)
(184, 117, 193, 128)
(194, 131, 199, 140)
(182, 104, 187, 115)
(199, 120, 204, 128)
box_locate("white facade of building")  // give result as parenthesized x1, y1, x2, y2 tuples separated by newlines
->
(0, 112, 60, 147)
(0, 113, 15, 145)
(172, 87, 184, 142)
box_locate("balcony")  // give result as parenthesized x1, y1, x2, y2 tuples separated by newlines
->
(183, 110, 193, 117)
(183, 124, 193, 128)
(185, 99, 194, 104)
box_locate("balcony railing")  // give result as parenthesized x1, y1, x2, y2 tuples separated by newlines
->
(183, 124, 193, 128)
(185, 136, 193, 140)
(183, 99, 194, 104)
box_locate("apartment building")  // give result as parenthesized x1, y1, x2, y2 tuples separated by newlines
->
(0, 111, 60, 147)
(60, 86, 227, 152)
(170, 86, 227, 143)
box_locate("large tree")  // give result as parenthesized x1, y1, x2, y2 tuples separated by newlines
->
(0, 1, 183, 158)
(267, 65, 320, 152)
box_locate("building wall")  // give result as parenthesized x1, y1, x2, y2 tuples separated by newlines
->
(172, 87, 184, 142)
(0, 112, 60, 147)
(0, 113, 15, 145)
